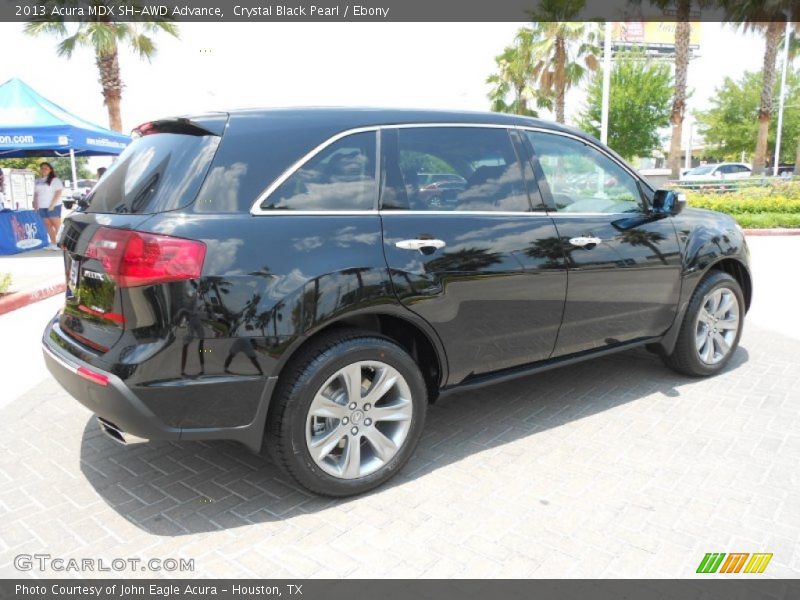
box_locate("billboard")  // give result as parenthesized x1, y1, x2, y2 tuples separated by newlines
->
(612, 22, 702, 46)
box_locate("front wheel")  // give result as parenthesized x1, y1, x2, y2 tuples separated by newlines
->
(663, 271, 745, 377)
(266, 330, 427, 496)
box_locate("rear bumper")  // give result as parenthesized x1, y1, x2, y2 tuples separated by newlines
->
(42, 318, 277, 452)
(42, 338, 181, 442)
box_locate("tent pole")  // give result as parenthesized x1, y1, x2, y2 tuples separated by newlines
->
(69, 148, 77, 192)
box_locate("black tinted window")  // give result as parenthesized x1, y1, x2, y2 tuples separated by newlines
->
(86, 133, 219, 214)
(261, 131, 376, 211)
(385, 127, 529, 212)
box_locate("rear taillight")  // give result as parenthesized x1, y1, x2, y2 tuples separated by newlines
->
(85, 227, 206, 288)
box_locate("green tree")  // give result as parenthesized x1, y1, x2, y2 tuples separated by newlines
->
(527, 20, 600, 124)
(24, 2, 178, 132)
(723, 0, 799, 173)
(524, 0, 600, 124)
(486, 33, 540, 117)
(576, 51, 673, 160)
(696, 69, 800, 164)
(0, 156, 92, 179)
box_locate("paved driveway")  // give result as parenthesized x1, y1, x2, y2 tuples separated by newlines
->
(1, 238, 798, 578)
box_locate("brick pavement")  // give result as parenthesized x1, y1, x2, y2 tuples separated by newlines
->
(0, 319, 798, 578)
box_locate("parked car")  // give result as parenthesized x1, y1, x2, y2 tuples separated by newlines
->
(416, 173, 467, 208)
(680, 163, 751, 181)
(61, 179, 97, 212)
(43, 109, 752, 496)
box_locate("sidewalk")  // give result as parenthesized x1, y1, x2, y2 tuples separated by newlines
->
(0, 248, 65, 315)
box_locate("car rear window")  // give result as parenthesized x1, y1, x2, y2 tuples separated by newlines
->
(86, 133, 220, 214)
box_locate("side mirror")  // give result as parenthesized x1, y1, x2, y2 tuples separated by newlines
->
(652, 189, 686, 216)
(62, 199, 74, 209)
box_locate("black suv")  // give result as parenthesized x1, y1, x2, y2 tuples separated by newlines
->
(44, 109, 751, 496)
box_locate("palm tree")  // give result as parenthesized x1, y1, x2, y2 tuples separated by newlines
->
(724, 0, 799, 174)
(668, 0, 693, 180)
(529, 21, 600, 124)
(486, 32, 542, 117)
(524, 0, 599, 124)
(784, 29, 800, 174)
(645, 0, 710, 178)
(25, 2, 178, 132)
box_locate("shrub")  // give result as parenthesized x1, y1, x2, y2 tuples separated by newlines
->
(682, 180, 800, 227)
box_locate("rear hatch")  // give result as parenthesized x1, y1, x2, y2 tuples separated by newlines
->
(57, 115, 226, 358)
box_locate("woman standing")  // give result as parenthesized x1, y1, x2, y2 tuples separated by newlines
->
(33, 162, 64, 250)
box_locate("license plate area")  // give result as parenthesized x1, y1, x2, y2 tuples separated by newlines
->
(67, 257, 80, 300)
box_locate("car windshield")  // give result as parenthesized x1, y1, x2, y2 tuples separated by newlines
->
(687, 165, 715, 175)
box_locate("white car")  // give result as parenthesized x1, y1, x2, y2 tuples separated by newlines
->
(680, 163, 751, 181)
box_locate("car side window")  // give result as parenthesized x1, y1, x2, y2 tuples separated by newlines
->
(260, 131, 376, 211)
(383, 127, 530, 212)
(527, 131, 644, 214)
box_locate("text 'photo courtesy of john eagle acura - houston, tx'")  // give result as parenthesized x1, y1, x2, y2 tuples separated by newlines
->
(43, 108, 752, 497)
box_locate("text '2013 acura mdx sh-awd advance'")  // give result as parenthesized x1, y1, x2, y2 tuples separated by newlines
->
(43, 109, 752, 496)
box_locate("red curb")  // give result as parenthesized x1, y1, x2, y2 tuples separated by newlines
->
(0, 280, 65, 316)
(744, 228, 800, 236)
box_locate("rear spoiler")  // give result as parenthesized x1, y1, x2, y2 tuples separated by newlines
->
(132, 113, 228, 138)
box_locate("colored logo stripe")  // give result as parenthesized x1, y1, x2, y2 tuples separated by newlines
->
(696, 553, 773, 574)
(697, 553, 726, 573)
(719, 553, 749, 573)
(744, 553, 773, 574)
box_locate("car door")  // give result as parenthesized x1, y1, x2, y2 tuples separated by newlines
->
(716, 165, 735, 180)
(732, 164, 751, 180)
(380, 126, 567, 385)
(524, 129, 682, 357)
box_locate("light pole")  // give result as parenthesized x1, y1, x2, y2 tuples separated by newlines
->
(684, 120, 695, 172)
(773, 12, 792, 176)
(600, 21, 612, 145)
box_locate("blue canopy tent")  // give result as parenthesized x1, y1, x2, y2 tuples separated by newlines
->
(0, 78, 131, 254)
(0, 78, 131, 185)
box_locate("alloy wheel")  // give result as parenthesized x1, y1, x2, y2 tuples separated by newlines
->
(305, 361, 413, 479)
(694, 287, 740, 365)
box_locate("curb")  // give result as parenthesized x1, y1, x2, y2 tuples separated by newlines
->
(744, 228, 800, 236)
(0, 280, 65, 316)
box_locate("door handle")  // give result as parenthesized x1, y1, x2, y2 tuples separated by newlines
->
(569, 236, 602, 247)
(395, 239, 447, 253)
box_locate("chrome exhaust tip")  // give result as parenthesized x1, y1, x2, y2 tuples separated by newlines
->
(96, 418, 148, 445)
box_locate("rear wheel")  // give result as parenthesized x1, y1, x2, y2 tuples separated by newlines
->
(267, 330, 427, 496)
(663, 271, 744, 377)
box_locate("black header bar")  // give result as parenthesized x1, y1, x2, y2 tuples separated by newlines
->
(1, 0, 746, 23)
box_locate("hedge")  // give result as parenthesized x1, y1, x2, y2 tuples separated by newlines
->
(683, 180, 800, 228)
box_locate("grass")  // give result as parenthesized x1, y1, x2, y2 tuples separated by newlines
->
(728, 213, 800, 229)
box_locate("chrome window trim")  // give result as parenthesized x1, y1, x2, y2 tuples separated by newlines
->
(381, 210, 548, 217)
(380, 211, 636, 217)
(250, 126, 380, 216)
(249, 122, 653, 216)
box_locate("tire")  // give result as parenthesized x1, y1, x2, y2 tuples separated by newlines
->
(266, 329, 428, 497)
(663, 270, 745, 377)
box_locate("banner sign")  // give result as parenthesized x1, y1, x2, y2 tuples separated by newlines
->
(0, 209, 49, 254)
